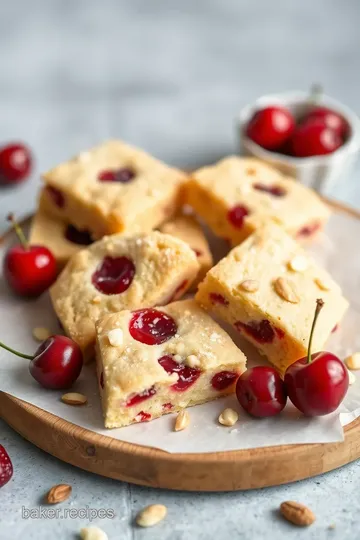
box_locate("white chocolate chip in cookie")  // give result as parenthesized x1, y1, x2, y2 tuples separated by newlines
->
(107, 329, 124, 347)
(186, 354, 200, 368)
(288, 255, 308, 273)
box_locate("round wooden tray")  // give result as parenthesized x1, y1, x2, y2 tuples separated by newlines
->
(1, 199, 360, 492)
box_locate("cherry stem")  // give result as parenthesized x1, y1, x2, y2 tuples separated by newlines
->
(307, 299, 325, 364)
(0, 340, 33, 360)
(310, 83, 323, 104)
(7, 213, 28, 250)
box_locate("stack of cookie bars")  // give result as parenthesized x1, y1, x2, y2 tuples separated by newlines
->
(31, 140, 348, 428)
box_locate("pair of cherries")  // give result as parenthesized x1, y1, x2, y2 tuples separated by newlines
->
(246, 95, 348, 158)
(236, 300, 349, 417)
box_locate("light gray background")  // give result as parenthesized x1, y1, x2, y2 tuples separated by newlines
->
(1, 1, 360, 538)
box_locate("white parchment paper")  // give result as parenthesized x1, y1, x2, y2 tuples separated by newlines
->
(0, 210, 359, 453)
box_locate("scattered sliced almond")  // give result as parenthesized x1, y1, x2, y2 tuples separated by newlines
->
(348, 370, 356, 385)
(274, 277, 300, 304)
(280, 501, 315, 527)
(32, 326, 52, 342)
(186, 354, 200, 368)
(288, 255, 308, 273)
(46, 483, 72, 504)
(239, 279, 259, 293)
(61, 393, 88, 406)
(107, 328, 124, 347)
(314, 277, 331, 291)
(218, 408, 239, 427)
(345, 353, 360, 370)
(80, 526, 108, 540)
(174, 410, 190, 432)
(136, 504, 167, 527)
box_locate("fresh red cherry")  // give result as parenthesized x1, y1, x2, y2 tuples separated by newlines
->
(0, 335, 83, 389)
(0, 143, 32, 185)
(285, 299, 349, 416)
(0, 445, 13, 488)
(246, 106, 295, 151)
(4, 214, 57, 297)
(305, 106, 348, 138)
(290, 120, 342, 158)
(129, 308, 178, 345)
(92, 256, 135, 295)
(236, 366, 287, 417)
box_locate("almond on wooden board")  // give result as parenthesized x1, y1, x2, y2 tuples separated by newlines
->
(280, 501, 316, 526)
(46, 483, 72, 504)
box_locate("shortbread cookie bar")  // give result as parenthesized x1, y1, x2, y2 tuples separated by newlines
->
(29, 205, 94, 270)
(196, 224, 348, 374)
(95, 299, 247, 428)
(185, 157, 330, 246)
(42, 140, 187, 238)
(159, 213, 213, 289)
(50, 231, 199, 361)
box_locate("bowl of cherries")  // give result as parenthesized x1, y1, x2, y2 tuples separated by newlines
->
(238, 86, 360, 192)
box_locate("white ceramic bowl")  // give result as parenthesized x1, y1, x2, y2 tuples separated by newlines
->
(238, 91, 360, 193)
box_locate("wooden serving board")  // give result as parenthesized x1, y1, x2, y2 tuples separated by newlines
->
(1, 199, 360, 492)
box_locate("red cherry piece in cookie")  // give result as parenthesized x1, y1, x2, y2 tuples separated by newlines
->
(126, 386, 156, 407)
(253, 183, 286, 197)
(246, 106, 295, 150)
(0, 143, 32, 185)
(297, 221, 321, 238)
(4, 214, 57, 297)
(193, 248, 202, 257)
(162, 402, 173, 411)
(227, 205, 250, 228)
(235, 319, 277, 344)
(129, 309, 177, 345)
(158, 355, 201, 391)
(211, 371, 238, 391)
(305, 106, 348, 137)
(285, 299, 349, 416)
(98, 167, 135, 183)
(0, 445, 13, 488)
(236, 366, 287, 417)
(65, 225, 93, 245)
(136, 411, 152, 422)
(290, 121, 342, 157)
(46, 186, 65, 208)
(209, 292, 229, 306)
(92, 256, 135, 295)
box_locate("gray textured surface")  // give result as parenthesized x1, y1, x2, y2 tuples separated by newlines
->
(1, 1, 360, 538)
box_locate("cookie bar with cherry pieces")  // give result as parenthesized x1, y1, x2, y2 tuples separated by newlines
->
(29, 198, 94, 270)
(196, 224, 348, 374)
(159, 213, 213, 289)
(50, 231, 199, 362)
(185, 156, 330, 246)
(41, 140, 187, 239)
(95, 299, 247, 428)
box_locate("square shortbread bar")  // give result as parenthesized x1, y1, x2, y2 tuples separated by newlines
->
(95, 299, 247, 428)
(196, 224, 349, 373)
(159, 213, 213, 289)
(41, 140, 187, 238)
(50, 231, 199, 362)
(186, 157, 330, 246)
